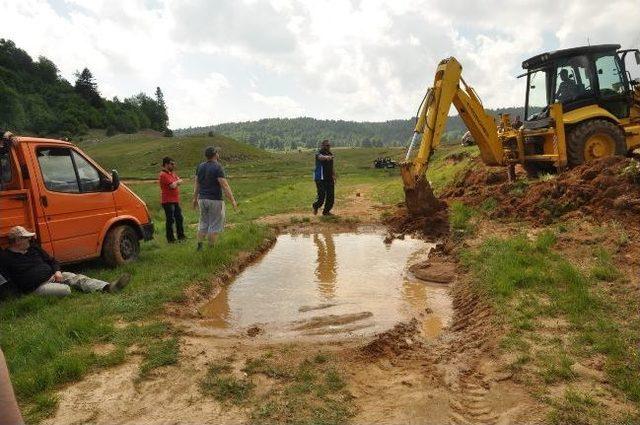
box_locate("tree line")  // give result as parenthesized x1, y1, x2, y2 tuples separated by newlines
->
(0, 39, 171, 138)
(177, 108, 524, 151)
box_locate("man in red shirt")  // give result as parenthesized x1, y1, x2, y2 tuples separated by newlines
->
(159, 156, 185, 243)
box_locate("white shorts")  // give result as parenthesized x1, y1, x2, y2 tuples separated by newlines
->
(198, 199, 225, 234)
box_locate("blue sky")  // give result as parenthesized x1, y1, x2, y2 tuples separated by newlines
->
(2, 0, 639, 128)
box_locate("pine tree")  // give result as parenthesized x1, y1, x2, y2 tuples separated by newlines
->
(155, 86, 169, 131)
(74, 68, 103, 108)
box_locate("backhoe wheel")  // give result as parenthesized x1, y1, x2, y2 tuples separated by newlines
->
(567, 119, 626, 166)
(103, 225, 140, 267)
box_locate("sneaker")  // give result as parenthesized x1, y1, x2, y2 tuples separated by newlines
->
(107, 273, 131, 293)
(197, 242, 204, 251)
(313, 206, 319, 215)
(322, 211, 335, 216)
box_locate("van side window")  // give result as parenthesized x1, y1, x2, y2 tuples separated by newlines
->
(37, 147, 80, 193)
(72, 151, 101, 192)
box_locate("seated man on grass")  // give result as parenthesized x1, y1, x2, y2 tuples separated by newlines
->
(0, 226, 130, 297)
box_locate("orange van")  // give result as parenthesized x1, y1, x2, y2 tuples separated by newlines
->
(0, 136, 153, 266)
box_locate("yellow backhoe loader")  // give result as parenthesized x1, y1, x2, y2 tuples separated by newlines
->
(402, 44, 640, 216)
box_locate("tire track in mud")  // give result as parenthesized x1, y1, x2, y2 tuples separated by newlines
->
(439, 267, 504, 425)
(449, 376, 498, 425)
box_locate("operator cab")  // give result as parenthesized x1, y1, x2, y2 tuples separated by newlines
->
(522, 44, 640, 128)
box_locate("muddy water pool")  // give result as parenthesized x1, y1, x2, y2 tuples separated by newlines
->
(199, 229, 452, 340)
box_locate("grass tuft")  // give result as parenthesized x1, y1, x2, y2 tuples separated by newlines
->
(139, 337, 179, 378)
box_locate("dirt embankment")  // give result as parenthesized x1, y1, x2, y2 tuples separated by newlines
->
(442, 157, 640, 230)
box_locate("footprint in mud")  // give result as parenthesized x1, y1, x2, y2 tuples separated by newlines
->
(291, 311, 374, 331)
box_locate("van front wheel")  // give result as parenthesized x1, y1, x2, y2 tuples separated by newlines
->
(103, 225, 140, 267)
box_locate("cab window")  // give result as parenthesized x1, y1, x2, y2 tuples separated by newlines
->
(553, 55, 593, 103)
(37, 148, 80, 193)
(595, 54, 625, 96)
(72, 151, 101, 192)
(37, 147, 106, 193)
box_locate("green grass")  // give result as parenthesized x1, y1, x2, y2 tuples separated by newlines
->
(200, 363, 255, 404)
(589, 247, 623, 282)
(139, 337, 180, 378)
(246, 353, 355, 425)
(463, 231, 640, 409)
(450, 201, 476, 239)
(548, 389, 605, 425)
(200, 353, 354, 424)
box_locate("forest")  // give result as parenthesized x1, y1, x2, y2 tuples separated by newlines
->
(0, 39, 170, 138)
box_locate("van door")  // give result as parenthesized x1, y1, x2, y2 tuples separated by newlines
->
(0, 145, 36, 247)
(31, 145, 117, 263)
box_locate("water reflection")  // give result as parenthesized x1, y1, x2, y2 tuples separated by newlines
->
(313, 233, 337, 299)
(198, 231, 451, 340)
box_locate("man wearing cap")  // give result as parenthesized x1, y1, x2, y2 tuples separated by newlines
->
(0, 226, 130, 297)
(193, 146, 238, 251)
(159, 156, 185, 243)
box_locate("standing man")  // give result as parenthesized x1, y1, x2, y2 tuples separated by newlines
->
(159, 156, 185, 243)
(312, 139, 336, 216)
(193, 147, 238, 251)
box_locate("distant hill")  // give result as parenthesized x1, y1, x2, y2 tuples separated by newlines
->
(0, 39, 170, 138)
(78, 133, 267, 179)
(177, 108, 524, 150)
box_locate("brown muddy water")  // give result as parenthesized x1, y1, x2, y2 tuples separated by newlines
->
(199, 229, 452, 340)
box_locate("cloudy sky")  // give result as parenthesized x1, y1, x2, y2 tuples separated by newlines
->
(2, 0, 640, 128)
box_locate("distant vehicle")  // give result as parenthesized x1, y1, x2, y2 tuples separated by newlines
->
(0, 136, 154, 266)
(373, 157, 398, 168)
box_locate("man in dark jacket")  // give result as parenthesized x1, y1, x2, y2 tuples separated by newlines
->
(0, 226, 130, 297)
(312, 139, 336, 216)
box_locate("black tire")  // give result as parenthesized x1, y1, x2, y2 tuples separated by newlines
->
(566, 119, 626, 166)
(523, 162, 556, 179)
(103, 225, 140, 267)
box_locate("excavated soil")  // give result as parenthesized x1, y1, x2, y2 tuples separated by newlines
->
(443, 157, 640, 230)
(384, 202, 450, 241)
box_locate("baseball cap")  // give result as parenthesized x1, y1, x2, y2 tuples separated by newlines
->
(7, 226, 36, 240)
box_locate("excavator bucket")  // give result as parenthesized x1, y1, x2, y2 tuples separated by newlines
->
(400, 162, 442, 216)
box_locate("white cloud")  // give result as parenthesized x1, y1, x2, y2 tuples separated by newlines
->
(167, 72, 233, 127)
(1, 0, 639, 127)
(249, 92, 305, 117)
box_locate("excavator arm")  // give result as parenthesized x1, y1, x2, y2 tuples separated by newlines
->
(401, 57, 506, 215)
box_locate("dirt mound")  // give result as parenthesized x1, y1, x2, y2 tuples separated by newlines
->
(444, 157, 640, 228)
(409, 258, 456, 283)
(384, 202, 450, 241)
(360, 318, 423, 358)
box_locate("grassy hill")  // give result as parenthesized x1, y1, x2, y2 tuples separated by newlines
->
(78, 133, 269, 179)
(77, 131, 430, 183)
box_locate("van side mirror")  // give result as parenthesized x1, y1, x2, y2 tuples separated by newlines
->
(635, 50, 640, 65)
(111, 170, 120, 191)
